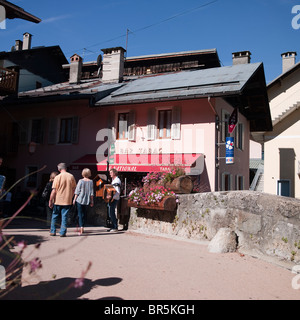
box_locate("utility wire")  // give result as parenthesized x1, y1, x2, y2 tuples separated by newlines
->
(65, 0, 219, 56)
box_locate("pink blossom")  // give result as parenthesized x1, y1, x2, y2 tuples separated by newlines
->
(29, 258, 42, 273)
(74, 277, 84, 288)
(17, 240, 27, 251)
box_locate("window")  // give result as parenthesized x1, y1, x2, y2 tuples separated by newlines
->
(147, 107, 181, 141)
(222, 173, 232, 191)
(117, 113, 129, 140)
(158, 109, 172, 139)
(59, 118, 73, 144)
(221, 110, 230, 142)
(235, 123, 244, 150)
(31, 119, 43, 144)
(277, 180, 290, 197)
(236, 175, 244, 190)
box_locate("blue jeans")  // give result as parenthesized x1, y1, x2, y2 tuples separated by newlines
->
(50, 205, 71, 236)
(108, 200, 119, 229)
(76, 202, 88, 228)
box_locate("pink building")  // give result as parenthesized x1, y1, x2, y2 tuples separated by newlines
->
(0, 48, 271, 195)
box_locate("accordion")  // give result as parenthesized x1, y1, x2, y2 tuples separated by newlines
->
(103, 184, 116, 203)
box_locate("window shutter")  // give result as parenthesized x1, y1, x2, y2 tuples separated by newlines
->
(71, 116, 79, 144)
(147, 108, 156, 141)
(128, 110, 136, 141)
(48, 118, 58, 145)
(171, 106, 181, 140)
(19, 120, 29, 145)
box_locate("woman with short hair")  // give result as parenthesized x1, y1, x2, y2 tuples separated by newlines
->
(73, 168, 94, 235)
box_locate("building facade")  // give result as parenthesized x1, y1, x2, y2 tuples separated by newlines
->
(263, 52, 300, 198)
(0, 48, 271, 196)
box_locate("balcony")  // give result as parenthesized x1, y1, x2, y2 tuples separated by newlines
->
(0, 67, 18, 95)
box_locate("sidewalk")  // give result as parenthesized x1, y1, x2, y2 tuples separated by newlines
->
(1, 218, 300, 300)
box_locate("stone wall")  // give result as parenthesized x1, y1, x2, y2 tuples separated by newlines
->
(128, 191, 300, 263)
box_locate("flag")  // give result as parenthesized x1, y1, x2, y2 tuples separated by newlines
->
(228, 108, 238, 134)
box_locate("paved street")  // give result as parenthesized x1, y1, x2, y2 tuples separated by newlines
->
(1, 218, 300, 301)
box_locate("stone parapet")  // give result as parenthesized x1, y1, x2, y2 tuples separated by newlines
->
(129, 191, 300, 263)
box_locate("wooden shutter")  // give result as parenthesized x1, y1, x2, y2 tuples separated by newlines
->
(147, 108, 156, 141)
(171, 106, 181, 140)
(128, 110, 136, 141)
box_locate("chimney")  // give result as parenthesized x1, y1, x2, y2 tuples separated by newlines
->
(232, 51, 251, 65)
(281, 52, 297, 73)
(69, 54, 83, 84)
(15, 40, 23, 51)
(23, 32, 32, 50)
(101, 47, 126, 83)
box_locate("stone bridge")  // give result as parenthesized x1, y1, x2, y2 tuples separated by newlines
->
(129, 191, 300, 264)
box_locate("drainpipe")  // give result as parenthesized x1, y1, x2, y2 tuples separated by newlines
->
(208, 97, 220, 192)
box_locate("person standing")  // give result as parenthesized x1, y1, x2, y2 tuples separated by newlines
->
(42, 171, 59, 227)
(49, 163, 76, 237)
(73, 168, 94, 235)
(106, 168, 121, 232)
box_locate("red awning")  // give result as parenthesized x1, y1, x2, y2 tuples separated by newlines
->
(70, 154, 98, 170)
(97, 153, 204, 174)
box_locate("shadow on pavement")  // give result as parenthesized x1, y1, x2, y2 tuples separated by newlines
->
(1, 276, 123, 300)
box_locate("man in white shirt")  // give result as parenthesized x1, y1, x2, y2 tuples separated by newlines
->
(106, 168, 121, 232)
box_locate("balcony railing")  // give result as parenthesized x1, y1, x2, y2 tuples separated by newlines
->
(0, 67, 18, 95)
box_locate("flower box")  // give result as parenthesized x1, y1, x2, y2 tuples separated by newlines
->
(128, 196, 177, 211)
(143, 175, 193, 194)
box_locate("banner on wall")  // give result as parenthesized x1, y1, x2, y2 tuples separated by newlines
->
(228, 108, 238, 134)
(226, 137, 234, 164)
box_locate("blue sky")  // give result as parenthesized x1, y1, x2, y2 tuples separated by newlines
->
(1, 0, 299, 83)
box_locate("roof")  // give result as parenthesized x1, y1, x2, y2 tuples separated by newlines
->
(250, 158, 264, 170)
(96, 63, 261, 104)
(1, 79, 123, 105)
(124, 48, 220, 76)
(0, 46, 69, 84)
(95, 62, 272, 132)
(268, 61, 300, 88)
(0, 0, 41, 23)
(273, 101, 300, 126)
(126, 49, 218, 61)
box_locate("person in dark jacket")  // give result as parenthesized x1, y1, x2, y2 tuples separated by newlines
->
(42, 171, 58, 227)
